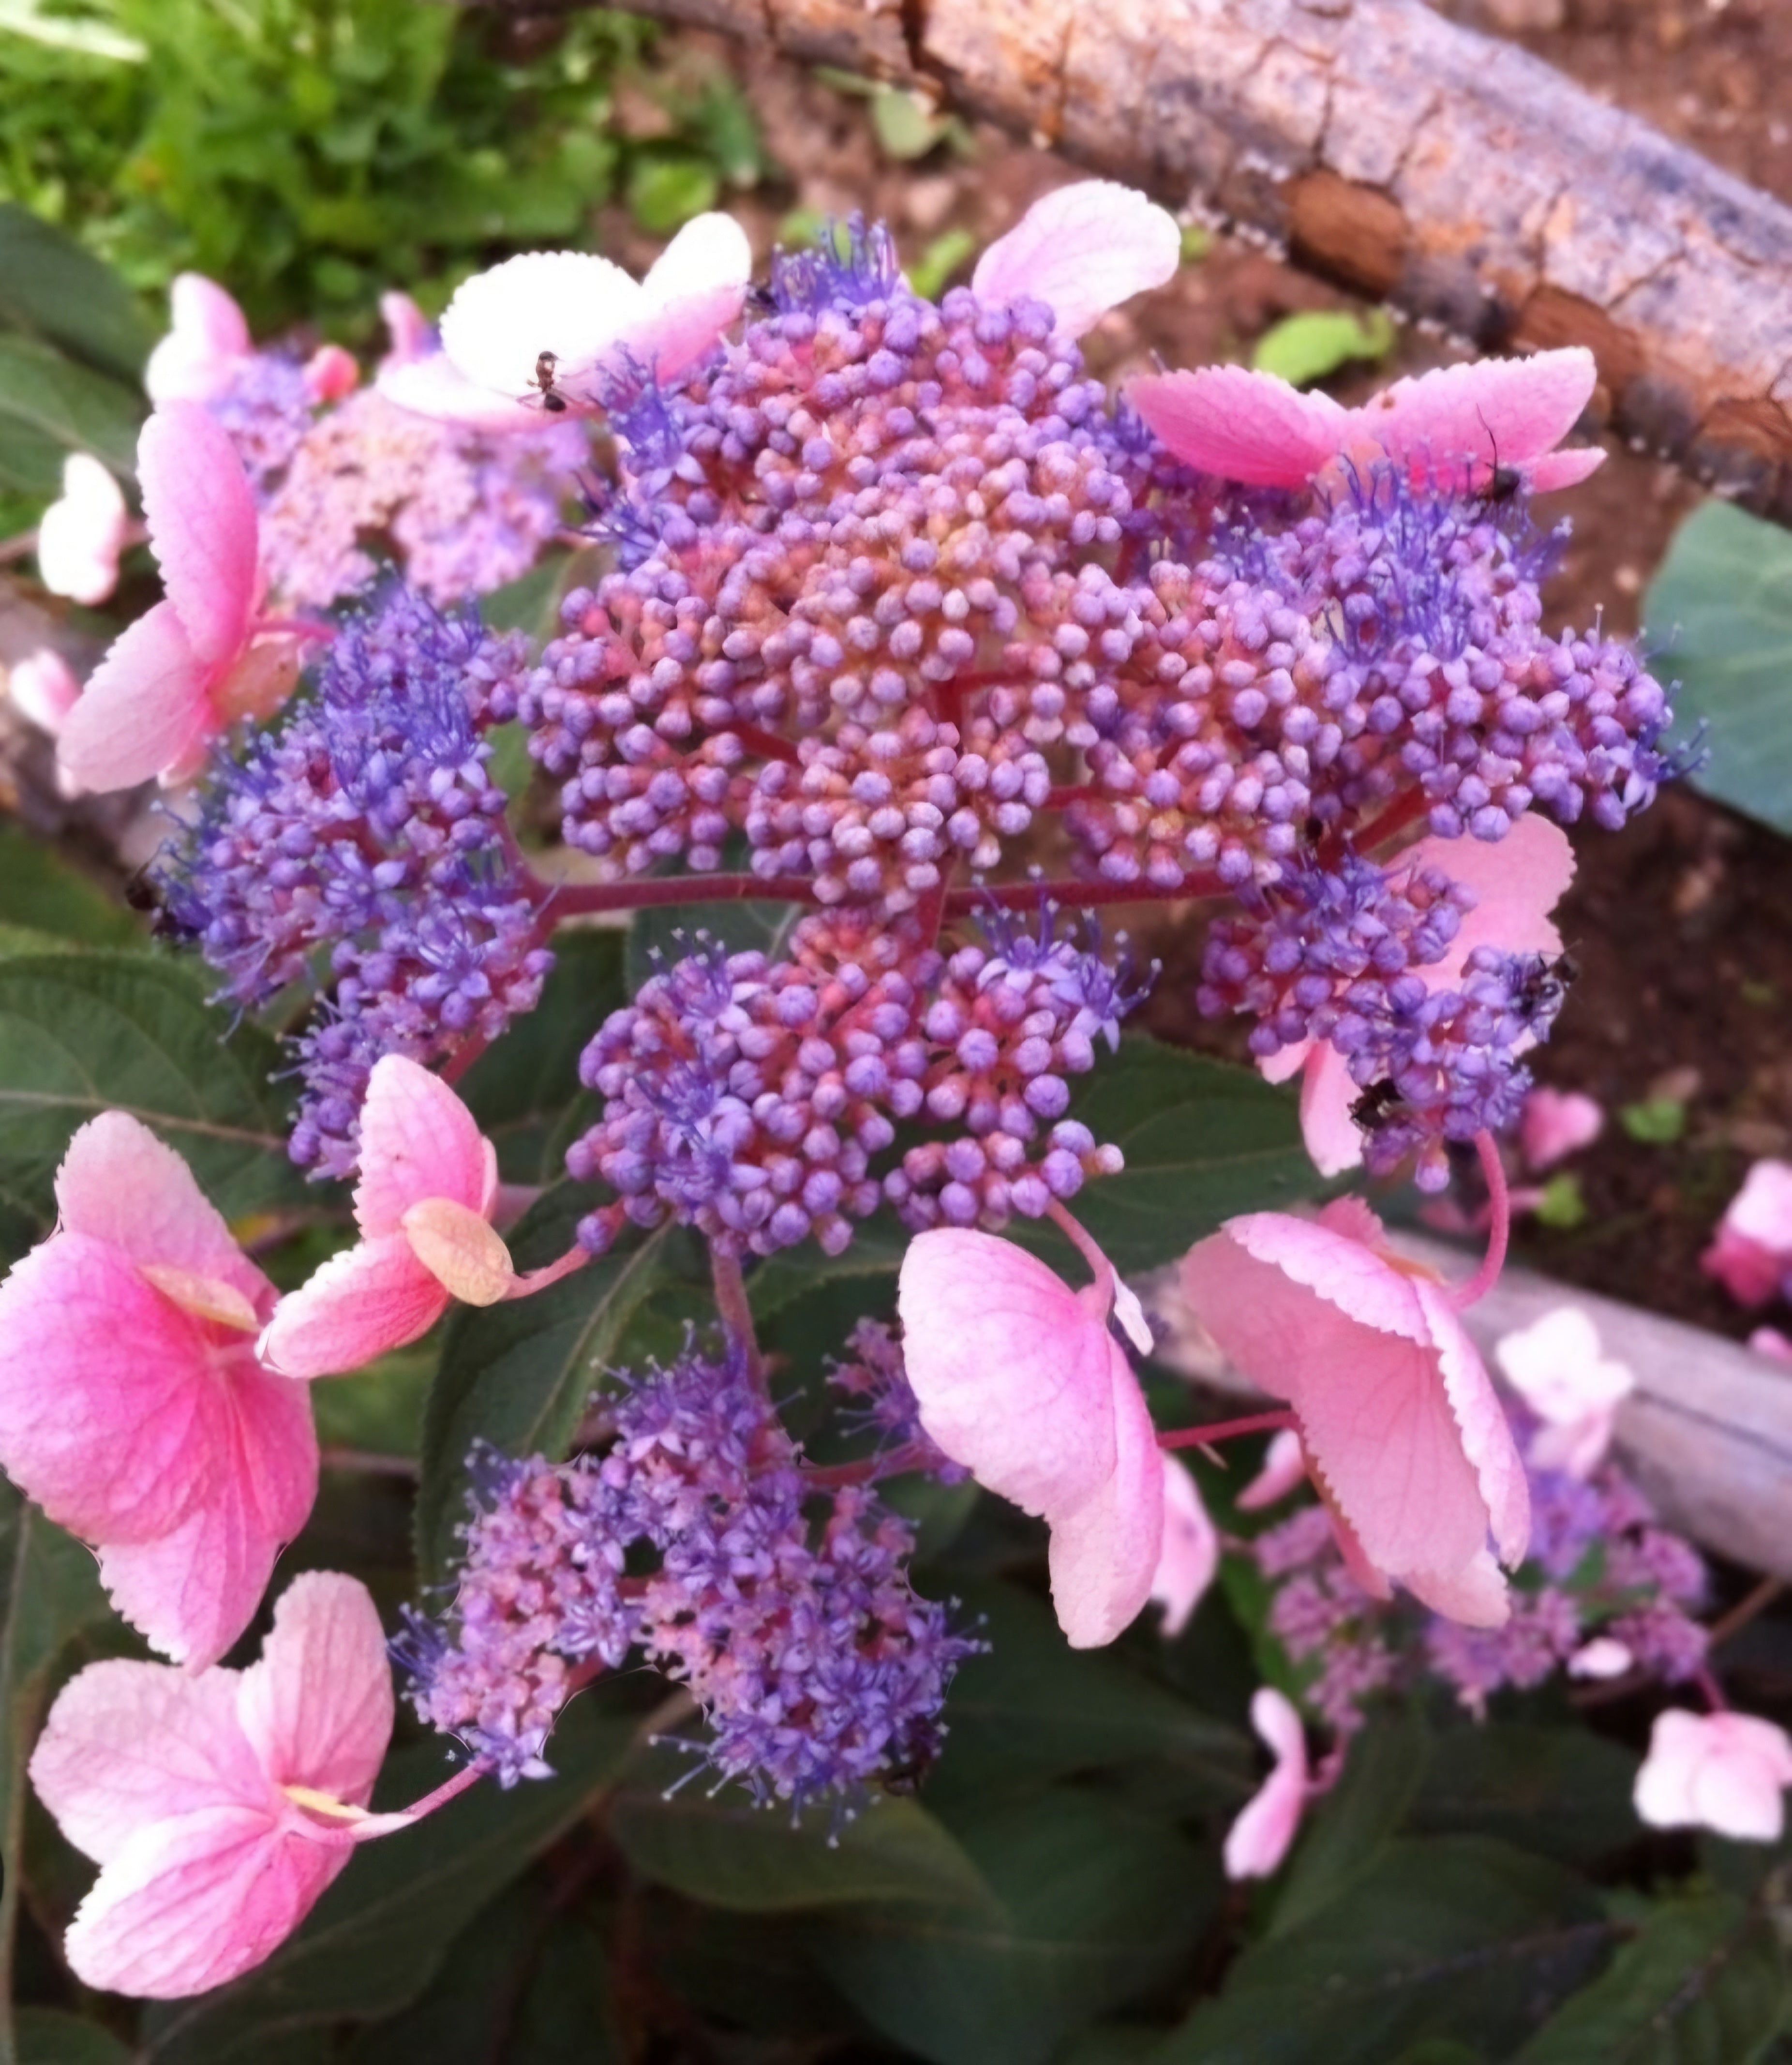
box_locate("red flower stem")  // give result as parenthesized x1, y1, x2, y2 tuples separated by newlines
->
(1347, 788, 1433, 861)
(1447, 1131, 1509, 1310)
(530, 873, 821, 918)
(802, 1442, 931, 1490)
(503, 1245, 590, 1301)
(441, 1033, 492, 1086)
(1695, 1664, 1730, 1714)
(1158, 1409, 1298, 1452)
(943, 871, 1228, 917)
(711, 1247, 764, 1392)
(732, 723, 801, 765)
(393, 1761, 487, 1821)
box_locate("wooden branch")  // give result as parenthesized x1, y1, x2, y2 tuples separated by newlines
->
(1144, 1240, 1792, 1585)
(546, 0, 1792, 524)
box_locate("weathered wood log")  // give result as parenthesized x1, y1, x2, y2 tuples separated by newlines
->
(530, 0, 1792, 524)
(1143, 1236, 1792, 1584)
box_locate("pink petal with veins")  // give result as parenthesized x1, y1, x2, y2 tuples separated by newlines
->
(237, 1572, 392, 1802)
(1348, 350, 1599, 491)
(138, 403, 260, 667)
(1224, 1688, 1308, 1879)
(56, 600, 209, 794)
(353, 1054, 499, 1236)
(898, 1228, 1164, 1647)
(144, 275, 252, 406)
(1181, 1203, 1527, 1626)
(972, 181, 1181, 339)
(1127, 365, 1349, 486)
(258, 1234, 450, 1380)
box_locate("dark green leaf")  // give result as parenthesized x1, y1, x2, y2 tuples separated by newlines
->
(457, 930, 624, 1184)
(813, 1793, 1217, 2065)
(925, 1580, 1250, 1811)
(142, 1701, 638, 2064)
(0, 206, 154, 383)
(0, 335, 143, 480)
(0, 822, 142, 949)
(1511, 1892, 1787, 2065)
(1164, 1836, 1608, 2065)
(0, 1485, 112, 2052)
(1643, 501, 1792, 836)
(0, 951, 309, 1231)
(1409, 1722, 1640, 1866)
(1015, 1037, 1312, 1278)
(15, 2009, 133, 2065)
(1269, 1710, 1431, 1936)
(606, 1758, 997, 1914)
(416, 1197, 692, 1581)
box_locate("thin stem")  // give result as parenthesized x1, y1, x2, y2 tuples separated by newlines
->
(1707, 1576, 1786, 1651)
(732, 723, 801, 765)
(319, 1446, 418, 1480)
(1347, 788, 1432, 861)
(1158, 1409, 1298, 1452)
(504, 1245, 590, 1301)
(802, 1441, 930, 1490)
(1447, 1131, 1510, 1310)
(1046, 1196, 1111, 1287)
(943, 871, 1227, 916)
(1695, 1664, 1729, 1714)
(534, 873, 820, 919)
(710, 1246, 764, 1391)
(441, 1032, 492, 1086)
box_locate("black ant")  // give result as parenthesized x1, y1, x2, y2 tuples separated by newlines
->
(123, 865, 186, 942)
(527, 349, 569, 414)
(1473, 407, 1523, 507)
(1350, 1079, 1408, 1134)
(1510, 949, 1580, 1029)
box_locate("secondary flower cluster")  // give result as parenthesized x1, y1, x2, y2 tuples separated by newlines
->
(399, 1346, 976, 1804)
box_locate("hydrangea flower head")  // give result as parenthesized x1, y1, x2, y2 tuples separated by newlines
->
(30, 1573, 394, 1998)
(0, 1112, 316, 1667)
(898, 1224, 1163, 1647)
(1182, 1198, 1528, 1626)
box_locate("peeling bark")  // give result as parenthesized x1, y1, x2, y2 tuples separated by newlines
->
(526, 0, 1792, 523)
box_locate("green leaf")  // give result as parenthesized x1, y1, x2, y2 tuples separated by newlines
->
(141, 1701, 638, 2064)
(1643, 501, 1792, 836)
(1620, 1096, 1686, 1144)
(925, 1580, 1250, 1810)
(1409, 1723, 1640, 1866)
(1251, 309, 1396, 389)
(1164, 1836, 1607, 2065)
(812, 1792, 1218, 2065)
(0, 951, 309, 1232)
(456, 929, 624, 1184)
(908, 228, 976, 302)
(416, 1197, 691, 1581)
(626, 154, 719, 236)
(607, 1759, 998, 1914)
(1015, 1037, 1313, 1278)
(1269, 1710, 1431, 1936)
(0, 1486, 112, 2055)
(0, 205, 154, 382)
(15, 2010, 133, 2065)
(0, 822, 142, 949)
(872, 86, 945, 161)
(1511, 1892, 1787, 2065)
(0, 334, 144, 480)
(1533, 1173, 1587, 1229)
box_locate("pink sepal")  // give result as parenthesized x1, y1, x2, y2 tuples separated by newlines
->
(9, 647, 82, 737)
(1149, 1458, 1219, 1637)
(138, 403, 260, 668)
(1181, 1203, 1527, 1626)
(378, 291, 434, 367)
(1519, 1088, 1604, 1172)
(376, 354, 549, 434)
(238, 1571, 393, 1804)
(972, 181, 1182, 339)
(898, 1227, 1164, 1648)
(56, 601, 210, 795)
(37, 454, 129, 606)
(1223, 1688, 1308, 1879)
(1494, 1305, 1632, 1480)
(144, 275, 252, 406)
(1236, 1426, 1308, 1511)
(1127, 366, 1348, 486)
(1702, 1161, 1792, 1308)
(1634, 1709, 1792, 1843)
(259, 1234, 452, 1380)
(303, 344, 359, 404)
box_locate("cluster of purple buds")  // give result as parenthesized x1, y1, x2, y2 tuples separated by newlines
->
(1254, 1437, 1707, 1738)
(154, 586, 549, 1177)
(398, 1347, 976, 1804)
(565, 904, 1146, 1258)
(828, 1319, 968, 1481)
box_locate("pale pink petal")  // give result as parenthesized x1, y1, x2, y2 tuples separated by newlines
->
(898, 1229, 1120, 1522)
(376, 353, 549, 434)
(1149, 1458, 1218, 1637)
(1127, 366, 1350, 486)
(98, 1359, 317, 1669)
(237, 1572, 392, 1803)
(144, 275, 251, 406)
(1415, 1277, 1530, 1567)
(972, 181, 1181, 339)
(1237, 1427, 1308, 1511)
(439, 250, 642, 395)
(401, 1198, 514, 1306)
(56, 599, 209, 794)
(378, 291, 434, 367)
(1258, 1039, 1309, 1088)
(1046, 1335, 1165, 1647)
(56, 1112, 273, 1314)
(37, 454, 129, 605)
(1402, 1547, 1510, 1629)
(1749, 1326, 1792, 1363)
(8, 647, 81, 735)
(1495, 1307, 1633, 1425)
(1703, 1226, 1786, 1308)
(1635, 1710, 1792, 1842)
(1297, 1044, 1366, 1178)
(1720, 1160, 1792, 1250)
(138, 403, 259, 668)
(617, 282, 750, 388)
(1520, 1088, 1604, 1172)
(62, 1804, 343, 1999)
(1224, 1688, 1308, 1879)
(0, 1235, 219, 1543)
(1528, 446, 1607, 493)
(259, 1234, 449, 1380)
(1409, 813, 1573, 978)
(1528, 1410, 1619, 1481)
(29, 1662, 269, 1864)
(640, 213, 753, 309)
(1355, 348, 1598, 487)
(354, 1054, 497, 1236)
(1568, 1636, 1633, 1680)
